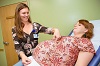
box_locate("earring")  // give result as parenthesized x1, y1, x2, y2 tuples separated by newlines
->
(84, 33, 86, 38)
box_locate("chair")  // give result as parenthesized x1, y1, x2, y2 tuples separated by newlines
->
(69, 20, 100, 66)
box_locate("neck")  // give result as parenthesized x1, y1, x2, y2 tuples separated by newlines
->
(22, 21, 30, 25)
(74, 33, 84, 38)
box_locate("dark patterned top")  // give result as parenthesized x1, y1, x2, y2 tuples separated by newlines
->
(12, 22, 53, 57)
(33, 36, 95, 66)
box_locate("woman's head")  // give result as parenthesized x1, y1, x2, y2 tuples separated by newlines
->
(74, 19, 94, 39)
(15, 3, 32, 38)
(15, 3, 31, 24)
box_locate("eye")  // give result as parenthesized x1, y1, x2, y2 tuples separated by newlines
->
(78, 24, 82, 26)
(27, 12, 29, 14)
(22, 12, 26, 14)
(79, 24, 81, 26)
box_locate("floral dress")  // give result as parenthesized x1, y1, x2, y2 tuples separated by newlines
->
(33, 36, 95, 66)
(12, 22, 53, 57)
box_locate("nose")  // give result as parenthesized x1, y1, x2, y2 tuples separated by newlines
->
(25, 13, 29, 16)
(74, 24, 77, 27)
(25, 13, 28, 16)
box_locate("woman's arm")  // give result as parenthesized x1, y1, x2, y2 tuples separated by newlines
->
(34, 22, 61, 40)
(75, 51, 94, 66)
(12, 27, 25, 55)
(51, 28, 61, 40)
(12, 27, 31, 65)
(19, 51, 31, 66)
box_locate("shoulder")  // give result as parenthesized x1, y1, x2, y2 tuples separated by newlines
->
(79, 38, 92, 44)
(33, 22, 41, 26)
(72, 37, 93, 47)
(12, 26, 16, 29)
(78, 38, 94, 49)
(78, 38, 95, 53)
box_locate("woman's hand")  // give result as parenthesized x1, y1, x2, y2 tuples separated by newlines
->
(22, 56, 31, 66)
(19, 51, 31, 66)
(52, 28, 61, 40)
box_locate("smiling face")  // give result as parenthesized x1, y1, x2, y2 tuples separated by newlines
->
(73, 22, 88, 37)
(19, 8, 29, 23)
(72, 19, 94, 39)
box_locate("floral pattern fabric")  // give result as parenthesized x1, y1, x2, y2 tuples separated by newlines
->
(33, 36, 95, 66)
(12, 22, 53, 57)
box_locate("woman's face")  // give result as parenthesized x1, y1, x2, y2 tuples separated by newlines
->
(19, 8, 29, 22)
(73, 22, 88, 34)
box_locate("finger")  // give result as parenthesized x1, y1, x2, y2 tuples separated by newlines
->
(23, 62, 30, 66)
(26, 59, 31, 64)
(24, 64, 27, 66)
(22, 61, 27, 65)
(53, 35, 56, 39)
(56, 36, 62, 41)
(23, 60, 31, 65)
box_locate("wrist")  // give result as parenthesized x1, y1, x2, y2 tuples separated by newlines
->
(19, 51, 26, 59)
(52, 28, 59, 33)
(52, 28, 55, 33)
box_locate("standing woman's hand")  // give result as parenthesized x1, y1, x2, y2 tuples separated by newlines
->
(52, 28, 61, 40)
(22, 56, 31, 66)
(19, 51, 31, 66)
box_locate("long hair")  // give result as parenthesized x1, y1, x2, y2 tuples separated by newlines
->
(78, 19, 94, 39)
(15, 3, 32, 38)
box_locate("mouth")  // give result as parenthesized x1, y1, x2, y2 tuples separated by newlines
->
(74, 27, 77, 29)
(23, 17, 29, 20)
(24, 16, 28, 19)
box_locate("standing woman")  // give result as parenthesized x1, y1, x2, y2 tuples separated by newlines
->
(12, 3, 61, 65)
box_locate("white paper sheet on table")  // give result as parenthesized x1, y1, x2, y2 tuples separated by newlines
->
(27, 56, 40, 66)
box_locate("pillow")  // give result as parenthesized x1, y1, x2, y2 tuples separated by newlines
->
(70, 20, 100, 51)
(90, 20, 100, 51)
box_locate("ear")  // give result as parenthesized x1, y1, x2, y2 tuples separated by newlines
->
(84, 29, 88, 33)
